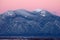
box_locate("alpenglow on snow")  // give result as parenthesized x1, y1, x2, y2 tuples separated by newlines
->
(0, 9, 60, 38)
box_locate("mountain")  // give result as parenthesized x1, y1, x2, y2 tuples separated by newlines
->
(0, 9, 60, 38)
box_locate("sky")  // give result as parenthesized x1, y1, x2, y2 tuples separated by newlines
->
(0, 0, 60, 16)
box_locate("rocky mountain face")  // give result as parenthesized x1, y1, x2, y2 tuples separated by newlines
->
(0, 9, 60, 37)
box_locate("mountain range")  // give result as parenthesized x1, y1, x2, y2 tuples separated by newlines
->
(0, 9, 60, 38)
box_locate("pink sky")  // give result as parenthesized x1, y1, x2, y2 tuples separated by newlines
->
(0, 0, 60, 16)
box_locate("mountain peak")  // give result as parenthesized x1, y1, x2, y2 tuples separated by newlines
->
(33, 9, 43, 12)
(33, 9, 52, 17)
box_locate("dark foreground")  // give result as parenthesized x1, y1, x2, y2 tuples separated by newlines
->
(0, 38, 60, 40)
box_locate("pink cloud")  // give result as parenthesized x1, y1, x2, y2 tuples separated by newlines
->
(0, 0, 60, 16)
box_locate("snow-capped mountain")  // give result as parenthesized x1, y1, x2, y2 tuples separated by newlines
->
(0, 9, 60, 37)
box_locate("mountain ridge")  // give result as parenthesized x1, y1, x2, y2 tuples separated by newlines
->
(0, 9, 60, 37)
